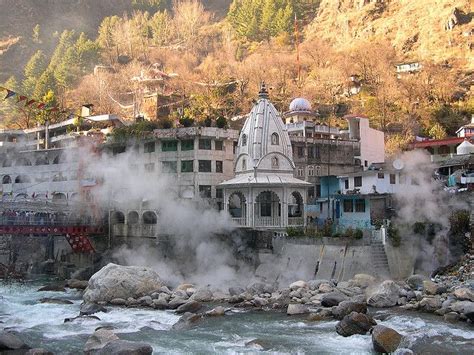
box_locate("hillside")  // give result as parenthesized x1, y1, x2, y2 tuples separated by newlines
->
(306, 0, 473, 70)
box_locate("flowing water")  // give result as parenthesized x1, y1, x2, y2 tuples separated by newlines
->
(1, 282, 473, 354)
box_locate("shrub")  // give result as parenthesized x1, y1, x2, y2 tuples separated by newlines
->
(344, 227, 354, 238)
(413, 222, 426, 235)
(387, 223, 401, 247)
(179, 116, 194, 127)
(216, 116, 227, 128)
(354, 229, 363, 239)
(286, 227, 304, 237)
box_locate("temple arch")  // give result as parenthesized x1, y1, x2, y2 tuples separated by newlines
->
(128, 211, 139, 224)
(143, 211, 157, 225)
(111, 211, 125, 224)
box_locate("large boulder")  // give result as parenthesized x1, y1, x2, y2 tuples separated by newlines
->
(321, 292, 347, 307)
(176, 300, 202, 314)
(172, 312, 202, 330)
(190, 288, 213, 302)
(406, 274, 426, 290)
(287, 304, 309, 315)
(350, 274, 376, 288)
(307, 279, 330, 291)
(450, 301, 474, 321)
(83, 263, 162, 303)
(229, 287, 245, 296)
(247, 282, 274, 295)
(367, 280, 400, 308)
(335, 312, 376, 337)
(454, 287, 474, 302)
(0, 331, 30, 351)
(289, 280, 308, 290)
(66, 279, 89, 290)
(84, 328, 119, 354)
(80, 302, 107, 316)
(423, 280, 446, 295)
(96, 340, 153, 355)
(371, 325, 402, 353)
(419, 297, 442, 312)
(332, 300, 367, 320)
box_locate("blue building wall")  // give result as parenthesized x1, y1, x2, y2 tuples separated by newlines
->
(320, 176, 340, 198)
(335, 195, 373, 230)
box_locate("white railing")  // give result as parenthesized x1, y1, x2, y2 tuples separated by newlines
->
(288, 217, 304, 226)
(255, 217, 281, 227)
(232, 217, 247, 226)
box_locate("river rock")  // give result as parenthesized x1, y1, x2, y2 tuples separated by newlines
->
(159, 286, 172, 294)
(80, 302, 107, 316)
(172, 312, 202, 330)
(247, 282, 274, 295)
(367, 280, 400, 307)
(253, 297, 268, 307)
(307, 279, 329, 290)
(307, 308, 333, 321)
(450, 301, 474, 321)
(321, 292, 347, 307)
(83, 264, 162, 303)
(0, 331, 30, 351)
(394, 348, 414, 355)
(190, 288, 213, 302)
(84, 328, 119, 354)
(95, 340, 153, 355)
(64, 315, 101, 323)
(351, 274, 376, 288)
(371, 325, 402, 353)
(110, 298, 127, 306)
(335, 312, 376, 337)
(176, 300, 202, 314)
(332, 301, 367, 320)
(168, 297, 187, 309)
(423, 280, 444, 295)
(25, 348, 53, 355)
(245, 339, 270, 350)
(287, 303, 309, 315)
(289, 280, 308, 290)
(176, 283, 194, 292)
(138, 296, 153, 307)
(39, 298, 73, 305)
(406, 274, 426, 290)
(419, 297, 442, 312)
(152, 298, 168, 310)
(66, 279, 89, 290)
(453, 287, 474, 302)
(206, 306, 226, 317)
(229, 286, 245, 296)
(444, 311, 460, 323)
(37, 283, 66, 292)
(319, 283, 334, 293)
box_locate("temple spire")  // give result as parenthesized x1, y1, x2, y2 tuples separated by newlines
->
(258, 82, 269, 99)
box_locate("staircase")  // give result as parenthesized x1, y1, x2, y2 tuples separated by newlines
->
(371, 240, 390, 277)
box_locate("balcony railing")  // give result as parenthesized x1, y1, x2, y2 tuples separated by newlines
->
(231, 217, 247, 226)
(255, 217, 281, 227)
(288, 217, 304, 226)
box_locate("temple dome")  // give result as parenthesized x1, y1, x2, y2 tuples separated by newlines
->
(235, 84, 294, 174)
(289, 97, 312, 112)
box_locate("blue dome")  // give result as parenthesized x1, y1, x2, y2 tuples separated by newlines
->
(289, 98, 312, 112)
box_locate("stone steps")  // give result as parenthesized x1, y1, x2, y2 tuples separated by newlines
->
(371, 242, 390, 272)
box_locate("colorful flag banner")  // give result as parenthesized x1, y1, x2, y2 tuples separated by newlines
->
(25, 99, 36, 106)
(3, 89, 16, 100)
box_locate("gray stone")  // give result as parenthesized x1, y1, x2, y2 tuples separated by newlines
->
(172, 312, 202, 330)
(137, 296, 153, 307)
(0, 331, 30, 351)
(95, 340, 153, 355)
(176, 300, 202, 314)
(406, 274, 427, 290)
(110, 298, 127, 306)
(287, 303, 310, 315)
(419, 297, 442, 312)
(253, 297, 268, 307)
(372, 325, 402, 353)
(247, 282, 274, 295)
(39, 298, 73, 305)
(335, 312, 376, 337)
(394, 348, 414, 355)
(172, 290, 188, 299)
(175, 283, 194, 292)
(367, 280, 400, 308)
(66, 279, 89, 290)
(83, 263, 162, 303)
(351, 274, 376, 288)
(168, 297, 187, 309)
(453, 287, 474, 302)
(84, 328, 119, 354)
(332, 301, 367, 320)
(206, 306, 226, 316)
(318, 283, 333, 293)
(289, 280, 308, 290)
(80, 302, 107, 316)
(321, 292, 347, 307)
(229, 286, 245, 296)
(444, 312, 460, 323)
(228, 295, 245, 304)
(423, 280, 446, 295)
(307, 308, 333, 321)
(159, 286, 172, 294)
(37, 283, 66, 292)
(126, 298, 138, 307)
(190, 288, 213, 302)
(152, 298, 168, 310)
(25, 348, 53, 355)
(307, 279, 330, 290)
(450, 301, 474, 321)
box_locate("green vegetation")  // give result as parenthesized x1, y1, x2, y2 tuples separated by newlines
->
(387, 223, 401, 247)
(111, 120, 159, 141)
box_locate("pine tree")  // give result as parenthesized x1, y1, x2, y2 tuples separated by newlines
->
(49, 30, 76, 70)
(33, 69, 56, 100)
(75, 32, 100, 73)
(32, 24, 41, 43)
(36, 90, 59, 125)
(22, 50, 47, 96)
(54, 47, 79, 88)
(260, 0, 277, 40)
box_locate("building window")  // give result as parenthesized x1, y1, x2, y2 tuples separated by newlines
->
(162, 161, 177, 173)
(272, 156, 279, 168)
(390, 174, 396, 184)
(242, 159, 247, 170)
(215, 140, 223, 150)
(378, 172, 384, 179)
(344, 179, 349, 189)
(354, 176, 362, 187)
(199, 139, 211, 150)
(242, 134, 247, 146)
(145, 163, 155, 172)
(315, 146, 320, 159)
(355, 199, 365, 212)
(297, 167, 304, 177)
(308, 166, 314, 176)
(316, 184, 321, 197)
(216, 189, 223, 198)
(315, 166, 321, 176)
(364, 160, 368, 167)
(308, 146, 314, 159)
(216, 160, 223, 173)
(271, 133, 279, 145)
(162, 140, 178, 151)
(199, 185, 211, 198)
(297, 146, 304, 158)
(181, 160, 194, 173)
(343, 199, 353, 213)
(198, 160, 211, 172)
(181, 139, 194, 151)
(144, 141, 155, 153)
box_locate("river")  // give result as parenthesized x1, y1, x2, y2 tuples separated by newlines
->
(1, 282, 473, 354)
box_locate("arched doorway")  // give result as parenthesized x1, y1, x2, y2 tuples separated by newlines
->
(111, 211, 125, 224)
(143, 211, 157, 225)
(228, 192, 246, 226)
(255, 191, 281, 227)
(52, 193, 67, 203)
(2, 175, 11, 184)
(288, 191, 304, 226)
(128, 211, 139, 224)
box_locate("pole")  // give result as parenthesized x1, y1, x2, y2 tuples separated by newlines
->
(294, 14, 301, 84)
(327, 119, 330, 219)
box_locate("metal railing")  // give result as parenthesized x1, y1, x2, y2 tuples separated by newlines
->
(231, 217, 247, 226)
(0, 216, 103, 227)
(288, 217, 304, 226)
(255, 217, 281, 227)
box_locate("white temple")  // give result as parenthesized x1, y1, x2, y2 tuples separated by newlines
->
(220, 84, 310, 229)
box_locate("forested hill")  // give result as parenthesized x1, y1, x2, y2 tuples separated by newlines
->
(0, 0, 472, 155)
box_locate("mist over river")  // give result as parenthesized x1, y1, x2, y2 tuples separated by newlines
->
(1, 281, 473, 354)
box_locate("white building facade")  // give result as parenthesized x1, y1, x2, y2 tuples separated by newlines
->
(220, 85, 310, 230)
